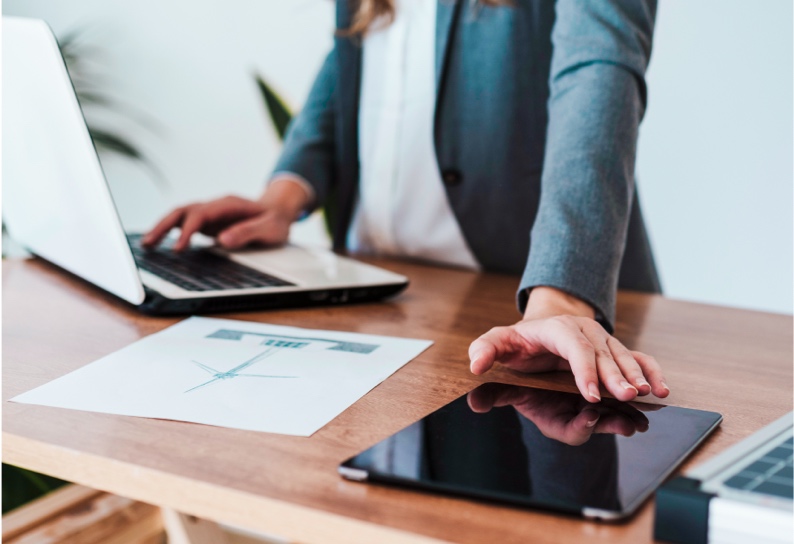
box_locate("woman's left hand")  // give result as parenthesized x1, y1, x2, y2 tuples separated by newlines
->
(468, 287, 669, 403)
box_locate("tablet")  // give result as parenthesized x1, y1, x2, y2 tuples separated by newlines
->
(339, 382, 722, 520)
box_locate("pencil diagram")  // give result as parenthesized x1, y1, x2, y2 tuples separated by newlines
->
(205, 328, 380, 354)
(186, 347, 297, 393)
(186, 329, 381, 393)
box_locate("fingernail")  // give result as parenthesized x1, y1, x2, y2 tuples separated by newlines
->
(661, 381, 670, 391)
(469, 351, 484, 368)
(636, 378, 650, 388)
(588, 383, 601, 402)
(584, 410, 601, 428)
(620, 380, 638, 392)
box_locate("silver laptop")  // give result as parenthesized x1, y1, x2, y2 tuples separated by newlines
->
(692, 412, 793, 506)
(2, 16, 408, 315)
(654, 413, 792, 543)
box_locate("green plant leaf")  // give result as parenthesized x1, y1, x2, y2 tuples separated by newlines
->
(88, 128, 168, 190)
(253, 74, 336, 236)
(2, 464, 68, 514)
(74, 90, 112, 106)
(89, 128, 143, 159)
(56, 27, 165, 189)
(255, 74, 293, 141)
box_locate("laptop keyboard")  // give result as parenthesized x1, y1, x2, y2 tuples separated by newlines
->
(127, 234, 295, 292)
(723, 437, 793, 499)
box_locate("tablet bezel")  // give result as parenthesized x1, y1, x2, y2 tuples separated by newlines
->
(339, 382, 723, 520)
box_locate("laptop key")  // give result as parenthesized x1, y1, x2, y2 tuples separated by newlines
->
(775, 465, 793, 479)
(743, 460, 777, 475)
(752, 480, 794, 499)
(763, 445, 793, 461)
(128, 236, 294, 292)
(724, 474, 757, 490)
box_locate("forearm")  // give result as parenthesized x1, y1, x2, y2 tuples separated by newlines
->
(521, 63, 642, 331)
(519, 0, 656, 332)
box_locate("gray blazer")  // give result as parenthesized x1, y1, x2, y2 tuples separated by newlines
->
(273, 0, 661, 330)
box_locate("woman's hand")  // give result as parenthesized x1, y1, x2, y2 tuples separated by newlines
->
(468, 287, 669, 403)
(142, 177, 312, 251)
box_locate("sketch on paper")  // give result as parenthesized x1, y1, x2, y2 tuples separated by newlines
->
(184, 328, 383, 392)
(206, 328, 380, 354)
(11, 317, 432, 436)
(186, 347, 297, 393)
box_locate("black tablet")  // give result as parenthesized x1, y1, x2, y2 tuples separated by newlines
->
(339, 382, 722, 520)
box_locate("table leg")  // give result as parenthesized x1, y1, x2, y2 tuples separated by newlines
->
(161, 508, 231, 544)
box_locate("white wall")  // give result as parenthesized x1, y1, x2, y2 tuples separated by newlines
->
(4, 0, 792, 314)
(636, 1, 793, 314)
(3, 0, 335, 236)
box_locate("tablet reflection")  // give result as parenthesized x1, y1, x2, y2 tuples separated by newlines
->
(467, 383, 652, 446)
(351, 384, 664, 512)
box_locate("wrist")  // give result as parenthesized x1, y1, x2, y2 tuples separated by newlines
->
(523, 286, 596, 321)
(260, 176, 313, 222)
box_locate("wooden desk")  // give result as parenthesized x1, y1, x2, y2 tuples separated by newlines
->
(3, 257, 792, 544)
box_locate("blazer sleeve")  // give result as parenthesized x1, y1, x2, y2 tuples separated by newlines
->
(518, 0, 657, 332)
(270, 47, 338, 210)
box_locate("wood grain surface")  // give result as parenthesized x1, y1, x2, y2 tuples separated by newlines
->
(3, 257, 792, 544)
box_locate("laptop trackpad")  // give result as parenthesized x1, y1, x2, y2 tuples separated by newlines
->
(225, 245, 393, 286)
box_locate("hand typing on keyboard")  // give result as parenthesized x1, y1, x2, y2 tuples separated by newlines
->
(141, 178, 312, 251)
(128, 235, 294, 291)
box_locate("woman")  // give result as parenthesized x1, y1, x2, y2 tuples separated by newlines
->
(144, 0, 669, 405)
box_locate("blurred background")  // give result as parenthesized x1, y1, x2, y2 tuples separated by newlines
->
(3, 0, 792, 316)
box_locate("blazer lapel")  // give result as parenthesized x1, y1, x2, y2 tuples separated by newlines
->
(333, 1, 363, 250)
(435, 0, 462, 90)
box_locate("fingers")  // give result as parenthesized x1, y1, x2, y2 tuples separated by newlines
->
(631, 351, 670, 398)
(607, 336, 651, 395)
(467, 383, 653, 445)
(217, 215, 288, 249)
(172, 197, 253, 251)
(566, 408, 601, 444)
(589, 400, 650, 436)
(467, 383, 539, 413)
(467, 389, 495, 413)
(579, 321, 638, 402)
(142, 196, 273, 251)
(535, 406, 602, 446)
(468, 316, 670, 404)
(593, 412, 645, 437)
(468, 318, 602, 403)
(468, 326, 522, 376)
(628, 401, 665, 412)
(542, 317, 601, 403)
(142, 207, 187, 248)
(173, 208, 207, 251)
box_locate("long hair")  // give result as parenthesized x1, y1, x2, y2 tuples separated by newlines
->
(345, 0, 510, 36)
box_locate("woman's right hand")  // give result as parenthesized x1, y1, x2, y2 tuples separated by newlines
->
(141, 178, 312, 251)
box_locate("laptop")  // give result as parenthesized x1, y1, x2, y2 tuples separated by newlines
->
(654, 412, 793, 544)
(2, 16, 408, 315)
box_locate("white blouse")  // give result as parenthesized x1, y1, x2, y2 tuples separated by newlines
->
(346, 0, 480, 270)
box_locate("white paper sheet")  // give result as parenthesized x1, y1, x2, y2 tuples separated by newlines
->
(11, 317, 433, 436)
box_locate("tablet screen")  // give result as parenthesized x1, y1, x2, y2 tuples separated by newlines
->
(339, 382, 722, 519)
